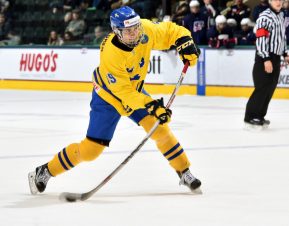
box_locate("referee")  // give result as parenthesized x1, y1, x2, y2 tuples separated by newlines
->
(244, 0, 289, 128)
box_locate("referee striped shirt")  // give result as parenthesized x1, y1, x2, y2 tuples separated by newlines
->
(255, 7, 287, 61)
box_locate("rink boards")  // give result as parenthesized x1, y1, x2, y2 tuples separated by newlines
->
(0, 47, 289, 98)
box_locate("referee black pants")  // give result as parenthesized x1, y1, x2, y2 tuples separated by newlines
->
(245, 53, 280, 121)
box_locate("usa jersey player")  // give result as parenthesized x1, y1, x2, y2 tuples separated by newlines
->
(28, 6, 201, 194)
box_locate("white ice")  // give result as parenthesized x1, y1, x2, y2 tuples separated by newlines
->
(1, 90, 289, 226)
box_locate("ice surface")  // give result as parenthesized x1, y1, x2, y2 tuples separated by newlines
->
(1, 90, 289, 226)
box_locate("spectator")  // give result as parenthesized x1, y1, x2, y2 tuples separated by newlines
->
(207, 15, 236, 48)
(6, 31, 21, 45)
(50, 0, 63, 11)
(172, 0, 190, 25)
(48, 30, 64, 45)
(0, 0, 9, 14)
(0, 31, 21, 46)
(64, 11, 73, 26)
(227, 18, 238, 33)
(0, 0, 10, 19)
(155, 3, 164, 21)
(252, 0, 269, 22)
(283, 0, 289, 45)
(226, 0, 251, 27)
(183, 0, 208, 45)
(63, 31, 74, 44)
(0, 13, 10, 41)
(235, 18, 255, 45)
(83, 25, 107, 45)
(65, 9, 86, 39)
(79, 0, 92, 12)
(92, 26, 106, 45)
(200, 0, 219, 29)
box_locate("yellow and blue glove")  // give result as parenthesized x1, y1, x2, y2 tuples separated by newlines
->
(145, 98, 172, 124)
(176, 36, 200, 67)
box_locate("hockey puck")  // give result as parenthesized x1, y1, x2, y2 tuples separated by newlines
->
(65, 196, 77, 202)
(59, 192, 79, 202)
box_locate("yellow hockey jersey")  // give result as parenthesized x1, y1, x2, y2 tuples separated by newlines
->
(92, 19, 191, 116)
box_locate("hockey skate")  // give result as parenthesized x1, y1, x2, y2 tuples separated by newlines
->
(178, 169, 202, 194)
(28, 163, 51, 195)
(244, 118, 270, 131)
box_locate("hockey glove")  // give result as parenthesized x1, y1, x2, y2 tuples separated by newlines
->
(145, 98, 172, 124)
(176, 36, 200, 67)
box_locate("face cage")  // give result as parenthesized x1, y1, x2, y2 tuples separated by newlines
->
(113, 23, 144, 48)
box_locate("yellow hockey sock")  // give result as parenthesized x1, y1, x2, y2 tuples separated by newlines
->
(48, 138, 105, 176)
(139, 115, 190, 172)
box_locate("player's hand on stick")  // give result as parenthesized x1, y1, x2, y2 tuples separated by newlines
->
(264, 60, 273, 73)
(145, 98, 172, 124)
(176, 36, 200, 67)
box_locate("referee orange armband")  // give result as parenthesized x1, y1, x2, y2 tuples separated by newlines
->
(256, 28, 270, 38)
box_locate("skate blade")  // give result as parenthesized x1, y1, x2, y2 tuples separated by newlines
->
(244, 123, 264, 131)
(191, 187, 202, 195)
(28, 171, 38, 195)
(262, 123, 269, 129)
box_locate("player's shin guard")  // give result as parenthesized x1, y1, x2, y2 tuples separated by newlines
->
(48, 138, 105, 176)
(139, 116, 190, 172)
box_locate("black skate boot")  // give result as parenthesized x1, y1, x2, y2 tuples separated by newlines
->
(28, 163, 51, 195)
(244, 118, 264, 130)
(177, 168, 202, 193)
(244, 118, 264, 126)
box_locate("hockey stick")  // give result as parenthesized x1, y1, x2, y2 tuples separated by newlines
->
(59, 61, 190, 202)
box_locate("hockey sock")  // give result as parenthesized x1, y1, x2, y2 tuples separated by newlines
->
(139, 115, 190, 172)
(48, 138, 105, 176)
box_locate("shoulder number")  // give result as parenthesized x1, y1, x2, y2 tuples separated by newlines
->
(107, 73, 116, 84)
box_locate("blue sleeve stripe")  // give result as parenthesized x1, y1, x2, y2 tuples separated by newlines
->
(62, 148, 74, 168)
(168, 149, 184, 161)
(163, 143, 180, 157)
(58, 152, 69, 170)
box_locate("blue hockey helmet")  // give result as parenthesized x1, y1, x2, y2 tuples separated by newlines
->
(110, 6, 143, 48)
(110, 6, 140, 29)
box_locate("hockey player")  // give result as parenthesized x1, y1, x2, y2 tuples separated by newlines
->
(28, 6, 201, 195)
